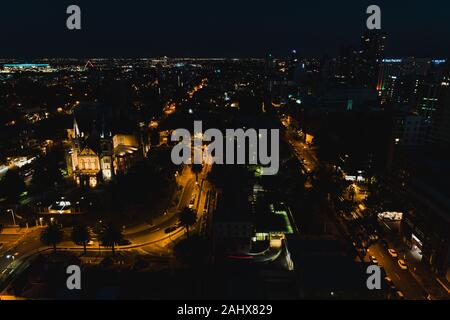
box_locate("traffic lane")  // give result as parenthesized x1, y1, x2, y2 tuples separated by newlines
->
(126, 214, 180, 243)
(369, 243, 425, 300)
(126, 179, 196, 244)
(192, 182, 212, 235)
(289, 139, 317, 169)
(0, 234, 22, 253)
(121, 178, 195, 240)
(0, 229, 42, 279)
(180, 179, 195, 210)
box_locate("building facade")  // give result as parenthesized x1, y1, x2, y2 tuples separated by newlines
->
(66, 118, 142, 187)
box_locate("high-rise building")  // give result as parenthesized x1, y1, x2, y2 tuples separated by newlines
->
(360, 30, 388, 89)
(334, 46, 361, 86)
(429, 68, 450, 146)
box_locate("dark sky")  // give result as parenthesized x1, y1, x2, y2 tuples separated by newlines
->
(1, 0, 449, 58)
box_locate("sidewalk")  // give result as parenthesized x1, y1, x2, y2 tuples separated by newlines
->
(0, 226, 33, 235)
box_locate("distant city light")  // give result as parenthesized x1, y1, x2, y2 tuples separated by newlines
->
(382, 59, 402, 63)
(432, 59, 446, 64)
(3, 63, 50, 68)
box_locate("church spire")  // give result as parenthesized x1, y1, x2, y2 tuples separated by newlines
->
(73, 117, 81, 138)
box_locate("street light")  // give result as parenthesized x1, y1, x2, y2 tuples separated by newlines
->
(6, 209, 16, 226)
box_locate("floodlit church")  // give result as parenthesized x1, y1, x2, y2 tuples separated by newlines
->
(66, 117, 143, 188)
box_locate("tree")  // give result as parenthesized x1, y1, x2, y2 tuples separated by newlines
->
(40, 223, 64, 253)
(173, 235, 208, 265)
(31, 148, 64, 193)
(71, 224, 91, 254)
(31, 164, 62, 192)
(191, 164, 203, 182)
(98, 224, 124, 255)
(0, 169, 26, 205)
(208, 164, 253, 191)
(179, 207, 197, 239)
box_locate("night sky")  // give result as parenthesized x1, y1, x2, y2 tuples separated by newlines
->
(1, 0, 449, 58)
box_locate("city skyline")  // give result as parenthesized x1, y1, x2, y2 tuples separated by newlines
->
(0, 1, 449, 304)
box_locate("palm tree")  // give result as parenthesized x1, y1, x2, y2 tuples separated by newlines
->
(71, 224, 91, 254)
(179, 207, 197, 239)
(40, 223, 64, 253)
(98, 224, 124, 255)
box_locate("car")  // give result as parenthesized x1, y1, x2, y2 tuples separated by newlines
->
(370, 255, 378, 264)
(369, 234, 379, 241)
(398, 259, 408, 270)
(188, 196, 196, 209)
(75, 240, 94, 246)
(396, 291, 405, 300)
(388, 249, 398, 257)
(384, 277, 396, 290)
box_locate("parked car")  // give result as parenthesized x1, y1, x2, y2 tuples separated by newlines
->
(398, 259, 408, 270)
(370, 255, 378, 264)
(388, 249, 398, 257)
(384, 277, 396, 290)
(396, 291, 405, 300)
(188, 196, 196, 209)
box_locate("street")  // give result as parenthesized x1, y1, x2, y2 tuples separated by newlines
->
(281, 118, 450, 300)
(0, 163, 215, 293)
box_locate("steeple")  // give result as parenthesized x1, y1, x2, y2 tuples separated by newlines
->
(73, 118, 81, 138)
